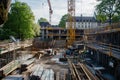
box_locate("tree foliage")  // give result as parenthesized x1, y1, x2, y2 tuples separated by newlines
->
(38, 18, 48, 23)
(95, 0, 120, 24)
(33, 23, 40, 37)
(59, 14, 68, 28)
(2, 1, 35, 40)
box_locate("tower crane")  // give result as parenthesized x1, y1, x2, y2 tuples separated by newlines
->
(47, 0, 53, 24)
(67, 0, 76, 46)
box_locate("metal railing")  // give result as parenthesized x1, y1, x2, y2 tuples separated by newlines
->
(0, 40, 33, 54)
(84, 22, 120, 34)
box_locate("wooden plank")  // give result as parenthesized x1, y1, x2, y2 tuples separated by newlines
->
(56, 72, 60, 80)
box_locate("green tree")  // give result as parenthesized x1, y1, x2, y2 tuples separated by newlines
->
(59, 14, 68, 28)
(38, 18, 48, 23)
(95, 0, 120, 24)
(33, 23, 40, 37)
(3, 1, 35, 40)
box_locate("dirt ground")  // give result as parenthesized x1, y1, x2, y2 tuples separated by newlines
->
(29, 51, 69, 80)
(35, 52, 68, 73)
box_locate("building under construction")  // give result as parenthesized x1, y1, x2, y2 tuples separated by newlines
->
(0, 0, 120, 80)
(84, 23, 120, 79)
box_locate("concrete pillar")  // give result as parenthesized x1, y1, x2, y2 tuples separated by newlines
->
(8, 52, 11, 62)
(59, 36, 61, 40)
(102, 54, 106, 66)
(90, 50, 94, 59)
(96, 50, 100, 64)
(115, 64, 120, 79)
(101, 53, 104, 66)
(46, 29, 48, 39)
(42, 29, 45, 39)
(59, 30, 61, 40)
(105, 54, 109, 67)
(6, 53, 8, 63)
(94, 50, 96, 61)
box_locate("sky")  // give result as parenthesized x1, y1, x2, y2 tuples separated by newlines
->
(12, 0, 99, 25)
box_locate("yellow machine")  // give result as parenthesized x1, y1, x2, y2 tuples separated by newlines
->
(67, 0, 76, 46)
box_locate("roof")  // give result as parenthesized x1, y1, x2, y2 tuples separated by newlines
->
(45, 26, 64, 30)
(75, 16, 97, 22)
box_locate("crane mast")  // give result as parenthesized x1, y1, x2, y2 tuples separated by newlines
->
(47, 0, 53, 24)
(67, 0, 76, 46)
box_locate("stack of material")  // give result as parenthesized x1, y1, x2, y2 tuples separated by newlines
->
(59, 69, 67, 80)
(22, 58, 35, 66)
(20, 64, 27, 73)
(30, 64, 44, 80)
(20, 58, 35, 72)
(3, 75, 23, 80)
(30, 64, 54, 80)
(41, 69, 54, 80)
(31, 64, 44, 77)
(56, 69, 68, 80)
(21, 54, 34, 60)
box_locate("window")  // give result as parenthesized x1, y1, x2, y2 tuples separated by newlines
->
(89, 19, 91, 22)
(81, 25, 83, 29)
(76, 19, 79, 22)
